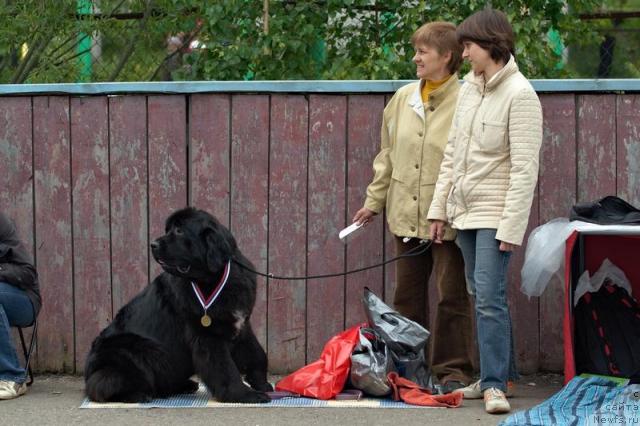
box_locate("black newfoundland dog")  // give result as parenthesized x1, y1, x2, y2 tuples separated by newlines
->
(84, 207, 272, 403)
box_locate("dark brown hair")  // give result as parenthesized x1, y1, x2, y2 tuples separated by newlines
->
(457, 9, 515, 65)
(411, 21, 463, 74)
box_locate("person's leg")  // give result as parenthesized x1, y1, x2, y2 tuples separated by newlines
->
(0, 282, 35, 383)
(454, 230, 477, 297)
(472, 230, 514, 393)
(392, 236, 432, 329)
(430, 240, 474, 385)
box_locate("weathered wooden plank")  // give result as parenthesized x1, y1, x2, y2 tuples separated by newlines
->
(70, 96, 111, 372)
(0, 97, 33, 248)
(538, 94, 577, 372)
(33, 96, 74, 372)
(617, 95, 640, 206)
(577, 95, 617, 202)
(189, 94, 231, 221)
(109, 96, 149, 313)
(230, 95, 270, 350)
(147, 96, 188, 278)
(508, 190, 540, 374)
(267, 95, 308, 372)
(0, 97, 36, 369)
(306, 95, 347, 361)
(346, 95, 385, 327)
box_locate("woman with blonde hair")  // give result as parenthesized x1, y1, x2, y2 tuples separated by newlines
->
(354, 21, 474, 393)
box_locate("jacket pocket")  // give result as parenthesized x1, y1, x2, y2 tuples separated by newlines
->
(391, 168, 406, 183)
(445, 185, 457, 223)
(480, 120, 507, 152)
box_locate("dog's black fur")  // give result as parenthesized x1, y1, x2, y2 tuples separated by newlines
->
(84, 207, 272, 403)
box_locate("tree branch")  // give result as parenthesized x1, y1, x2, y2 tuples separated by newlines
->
(11, 35, 52, 84)
(108, 0, 154, 81)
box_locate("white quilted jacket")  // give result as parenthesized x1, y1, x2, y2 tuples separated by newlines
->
(427, 56, 542, 246)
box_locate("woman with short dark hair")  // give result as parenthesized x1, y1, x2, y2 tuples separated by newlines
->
(428, 8, 543, 414)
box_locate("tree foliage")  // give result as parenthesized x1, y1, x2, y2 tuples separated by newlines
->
(0, 0, 613, 83)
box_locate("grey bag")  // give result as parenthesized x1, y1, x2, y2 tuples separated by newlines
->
(350, 327, 395, 396)
(362, 287, 434, 390)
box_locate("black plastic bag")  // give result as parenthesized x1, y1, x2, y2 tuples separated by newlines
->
(350, 327, 395, 396)
(361, 287, 433, 390)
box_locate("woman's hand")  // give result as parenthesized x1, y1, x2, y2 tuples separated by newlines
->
(429, 220, 446, 243)
(499, 241, 517, 252)
(353, 207, 376, 226)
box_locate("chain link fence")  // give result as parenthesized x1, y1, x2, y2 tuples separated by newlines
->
(1, 3, 639, 83)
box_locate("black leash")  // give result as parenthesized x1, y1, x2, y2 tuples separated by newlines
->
(231, 239, 432, 280)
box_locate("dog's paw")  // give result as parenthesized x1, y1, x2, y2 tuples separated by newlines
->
(237, 390, 271, 404)
(182, 379, 200, 394)
(218, 387, 271, 404)
(120, 392, 153, 403)
(252, 381, 274, 392)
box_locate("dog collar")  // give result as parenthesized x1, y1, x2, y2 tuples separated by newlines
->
(191, 260, 231, 327)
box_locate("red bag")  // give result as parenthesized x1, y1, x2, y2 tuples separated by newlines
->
(275, 324, 362, 400)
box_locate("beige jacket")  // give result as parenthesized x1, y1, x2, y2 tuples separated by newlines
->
(427, 57, 542, 246)
(364, 74, 459, 240)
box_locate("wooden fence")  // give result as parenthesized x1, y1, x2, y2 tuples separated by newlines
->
(1, 85, 639, 375)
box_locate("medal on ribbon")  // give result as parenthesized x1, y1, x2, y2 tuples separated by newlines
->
(191, 261, 231, 327)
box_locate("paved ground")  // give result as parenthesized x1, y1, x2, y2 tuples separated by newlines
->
(0, 374, 564, 426)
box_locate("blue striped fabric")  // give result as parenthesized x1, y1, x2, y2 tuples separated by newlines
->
(80, 383, 440, 409)
(501, 377, 640, 426)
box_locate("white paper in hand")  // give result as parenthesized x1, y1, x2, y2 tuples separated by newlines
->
(339, 222, 364, 244)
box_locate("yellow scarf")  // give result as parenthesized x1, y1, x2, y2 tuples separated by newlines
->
(420, 75, 450, 103)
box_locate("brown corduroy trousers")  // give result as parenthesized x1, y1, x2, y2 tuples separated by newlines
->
(392, 236, 474, 385)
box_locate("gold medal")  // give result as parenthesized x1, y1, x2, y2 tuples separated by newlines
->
(201, 314, 212, 327)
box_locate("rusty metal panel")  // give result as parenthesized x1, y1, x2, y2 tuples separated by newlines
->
(345, 95, 386, 327)
(306, 95, 347, 361)
(189, 94, 231, 221)
(267, 95, 308, 372)
(577, 95, 617, 202)
(538, 94, 577, 371)
(147, 96, 188, 278)
(230, 95, 270, 350)
(617, 95, 640, 206)
(32, 96, 74, 372)
(70, 96, 111, 373)
(109, 96, 149, 313)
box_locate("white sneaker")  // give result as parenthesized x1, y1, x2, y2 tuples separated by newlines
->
(484, 387, 511, 414)
(453, 379, 514, 399)
(453, 379, 483, 399)
(0, 380, 27, 400)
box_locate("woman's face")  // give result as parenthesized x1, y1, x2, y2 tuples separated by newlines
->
(462, 41, 493, 75)
(412, 43, 451, 81)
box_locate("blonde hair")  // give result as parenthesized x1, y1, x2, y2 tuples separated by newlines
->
(411, 21, 463, 74)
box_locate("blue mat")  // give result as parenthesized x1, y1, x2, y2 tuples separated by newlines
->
(80, 383, 440, 409)
(500, 376, 640, 425)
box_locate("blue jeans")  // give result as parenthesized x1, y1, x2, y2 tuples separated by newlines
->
(455, 229, 518, 392)
(0, 282, 35, 383)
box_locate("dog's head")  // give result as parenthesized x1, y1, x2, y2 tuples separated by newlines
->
(151, 207, 237, 279)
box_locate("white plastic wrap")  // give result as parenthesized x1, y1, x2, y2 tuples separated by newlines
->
(520, 218, 576, 297)
(574, 258, 632, 306)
